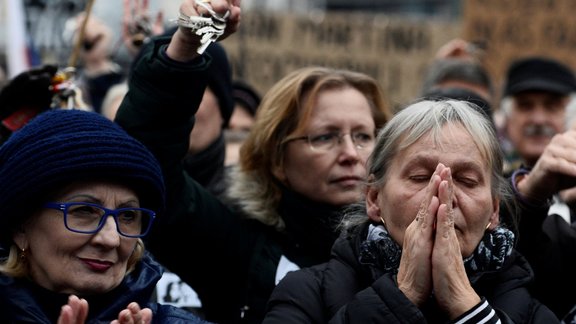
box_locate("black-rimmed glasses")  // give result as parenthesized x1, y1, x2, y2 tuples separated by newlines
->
(44, 202, 156, 238)
(284, 131, 375, 152)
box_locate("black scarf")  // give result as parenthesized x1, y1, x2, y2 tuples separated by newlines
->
(277, 185, 344, 267)
(183, 133, 227, 198)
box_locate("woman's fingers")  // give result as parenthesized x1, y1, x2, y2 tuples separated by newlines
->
(432, 168, 481, 318)
(111, 302, 153, 324)
(56, 295, 88, 324)
(397, 164, 446, 305)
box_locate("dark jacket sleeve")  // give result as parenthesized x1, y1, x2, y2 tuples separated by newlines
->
(115, 38, 264, 323)
(116, 36, 209, 187)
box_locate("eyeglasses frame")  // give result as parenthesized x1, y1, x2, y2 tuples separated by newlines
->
(283, 132, 375, 152)
(43, 202, 156, 238)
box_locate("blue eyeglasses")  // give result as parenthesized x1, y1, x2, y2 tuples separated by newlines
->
(44, 202, 156, 238)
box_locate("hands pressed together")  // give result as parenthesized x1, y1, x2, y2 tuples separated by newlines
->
(396, 163, 481, 319)
(57, 295, 152, 324)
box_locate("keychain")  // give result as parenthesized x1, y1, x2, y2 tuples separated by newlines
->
(176, 0, 230, 54)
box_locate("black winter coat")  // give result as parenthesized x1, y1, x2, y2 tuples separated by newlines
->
(264, 222, 559, 324)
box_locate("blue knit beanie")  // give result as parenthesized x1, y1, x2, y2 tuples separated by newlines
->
(0, 109, 165, 242)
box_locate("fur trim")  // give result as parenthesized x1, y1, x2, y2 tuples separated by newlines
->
(225, 166, 285, 231)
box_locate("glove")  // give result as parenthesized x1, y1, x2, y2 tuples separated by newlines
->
(0, 64, 58, 120)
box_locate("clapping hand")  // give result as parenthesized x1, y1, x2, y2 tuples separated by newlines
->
(57, 295, 88, 324)
(57, 295, 153, 324)
(111, 302, 153, 324)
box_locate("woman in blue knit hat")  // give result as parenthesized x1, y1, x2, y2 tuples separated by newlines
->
(0, 109, 214, 323)
(0, 3, 241, 323)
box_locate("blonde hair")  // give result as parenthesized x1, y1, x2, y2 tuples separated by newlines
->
(233, 66, 392, 228)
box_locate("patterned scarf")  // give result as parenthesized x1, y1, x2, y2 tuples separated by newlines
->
(359, 224, 514, 275)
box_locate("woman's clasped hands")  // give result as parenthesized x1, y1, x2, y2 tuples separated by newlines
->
(397, 163, 481, 319)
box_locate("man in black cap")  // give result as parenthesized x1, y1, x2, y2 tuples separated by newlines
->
(502, 56, 576, 320)
(500, 56, 576, 173)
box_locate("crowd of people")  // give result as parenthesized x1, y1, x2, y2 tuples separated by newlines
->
(1, 0, 576, 323)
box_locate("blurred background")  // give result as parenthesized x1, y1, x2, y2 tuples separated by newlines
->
(0, 0, 574, 110)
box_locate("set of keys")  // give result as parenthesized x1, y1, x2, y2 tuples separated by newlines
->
(177, 0, 230, 54)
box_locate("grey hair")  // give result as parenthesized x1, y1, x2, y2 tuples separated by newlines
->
(341, 99, 516, 234)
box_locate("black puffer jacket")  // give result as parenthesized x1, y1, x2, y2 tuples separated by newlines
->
(264, 222, 559, 323)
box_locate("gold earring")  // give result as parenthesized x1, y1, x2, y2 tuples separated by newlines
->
(485, 222, 492, 230)
(380, 216, 386, 226)
(19, 247, 27, 261)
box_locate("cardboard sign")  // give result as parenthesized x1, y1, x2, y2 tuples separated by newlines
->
(462, 0, 576, 101)
(221, 10, 460, 110)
